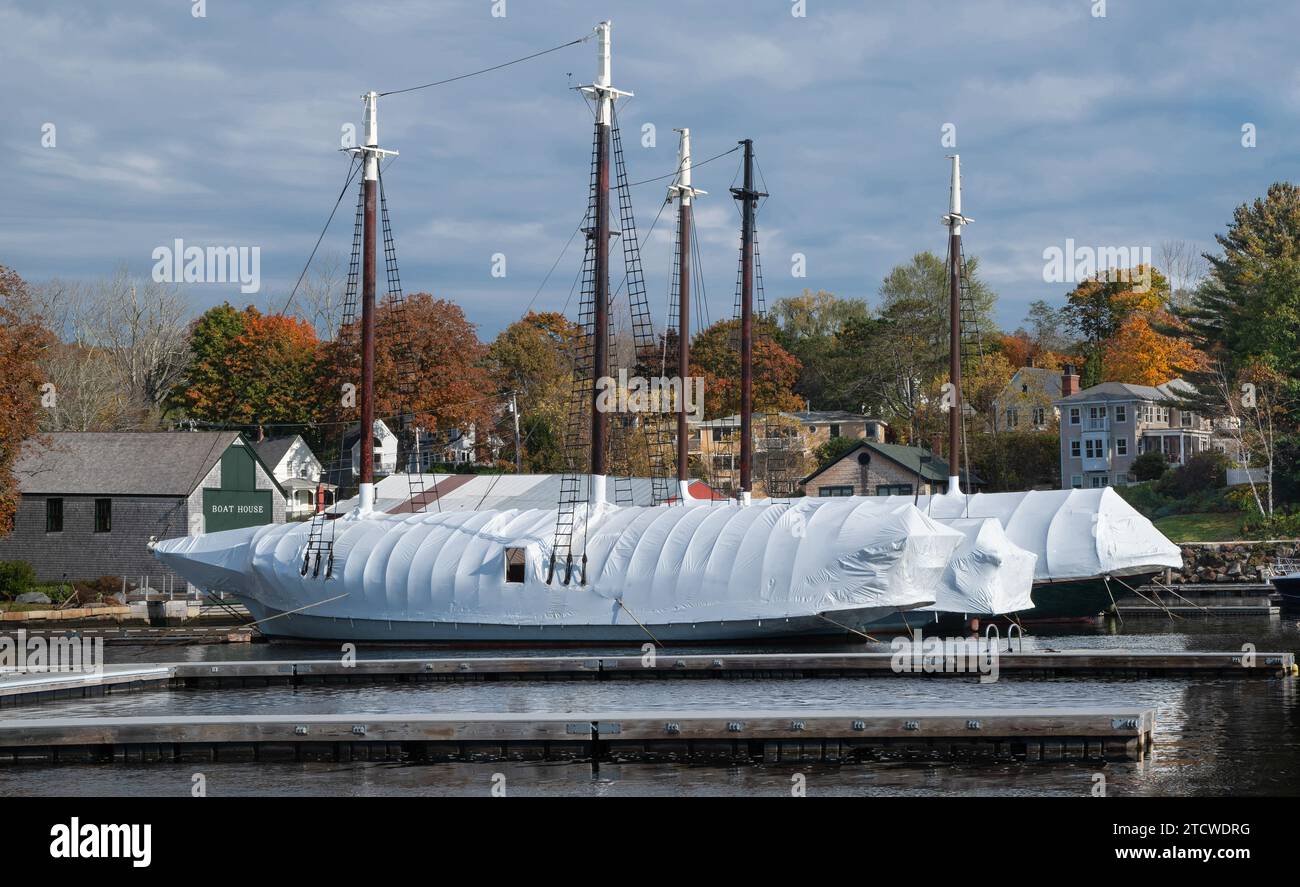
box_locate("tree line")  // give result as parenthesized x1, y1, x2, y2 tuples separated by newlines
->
(2, 181, 1299, 530)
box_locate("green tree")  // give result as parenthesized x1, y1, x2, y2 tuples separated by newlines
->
(770, 290, 870, 410)
(486, 311, 580, 472)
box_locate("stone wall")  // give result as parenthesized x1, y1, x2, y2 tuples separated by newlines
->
(1166, 540, 1298, 584)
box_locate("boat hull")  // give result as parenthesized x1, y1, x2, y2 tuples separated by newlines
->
(861, 571, 1160, 632)
(1272, 574, 1300, 606)
(239, 598, 912, 644)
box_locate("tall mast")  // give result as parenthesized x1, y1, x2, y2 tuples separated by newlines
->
(669, 128, 704, 501)
(941, 154, 971, 496)
(353, 91, 397, 514)
(579, 21, 631, 504)
(731, 139, 764, 502)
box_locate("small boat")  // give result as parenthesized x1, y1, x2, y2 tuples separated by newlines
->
(868, 488, 1183, 623)
(1269, 558, 1300, 607)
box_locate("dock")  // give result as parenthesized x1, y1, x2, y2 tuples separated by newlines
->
(1, 650, 1293, 709)
(0, 706, 1156, 764)
(1123, 582, 1282, 616)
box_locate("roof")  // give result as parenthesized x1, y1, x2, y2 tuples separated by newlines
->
(1056, 378, 1195, 405)
(1002, 367, 1063, 398)
(800, 440, 981, 487)
(14, 432, 245, 497)
(250, 436, 299, 470)
(333, 474, 723, 513)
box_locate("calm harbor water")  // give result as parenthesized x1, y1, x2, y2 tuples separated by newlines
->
(2, 615, 1297, 796)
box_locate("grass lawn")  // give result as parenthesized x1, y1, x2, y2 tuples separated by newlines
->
(1153, 511, 1249, 543)
(0, 602, 59, 612)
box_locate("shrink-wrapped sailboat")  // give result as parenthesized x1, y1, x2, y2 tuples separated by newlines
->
(155, 22, 999, 643)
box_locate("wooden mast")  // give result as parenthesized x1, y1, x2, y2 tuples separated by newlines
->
(942, 154, 971, 496)
(581, 21, 630, 505)
(731, 139, 764, 501)
(669, 128, 704, 501)
(352, 91, 397, 513)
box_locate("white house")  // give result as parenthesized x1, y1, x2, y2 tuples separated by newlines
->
(349, 419, 399, 478)
(251, 435, 334, 518)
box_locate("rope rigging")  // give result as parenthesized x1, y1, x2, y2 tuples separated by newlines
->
(378, 33, 594, 97)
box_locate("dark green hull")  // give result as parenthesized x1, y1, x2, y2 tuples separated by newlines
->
(865, 573, 1158, 633)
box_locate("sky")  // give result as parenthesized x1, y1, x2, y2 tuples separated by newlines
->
(3, 0, 1298, 341)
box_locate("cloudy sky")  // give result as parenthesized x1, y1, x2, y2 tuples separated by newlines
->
(3, 0, 1297, 339)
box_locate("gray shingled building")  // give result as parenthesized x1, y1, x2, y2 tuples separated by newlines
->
(0, 432, 285, 591)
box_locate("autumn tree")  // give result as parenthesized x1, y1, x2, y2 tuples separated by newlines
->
(370, 294, 497, 460)
(1099, 311, 1205, 386)
(486, 311, 581, 472)
(171, 304, 330, 431)
(0, 267, 56, 534)
(689, 318, 803, 419)
(1061, 265, 1193, 387)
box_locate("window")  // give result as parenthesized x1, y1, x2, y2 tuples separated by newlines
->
(818, 485, 854, 497)
(1085, 439, 1105, 459)
(504, 548, 526, 584)
(1115, 405, 1127, 423)
(829, 424, 840, 438)
(1090, 475, 1109, 488)
(1181, 411, 1194, 428)
(45, 498, 63, 533)
(1070, 475, 1083, 489)
(1116, 438, 1128, 456)
(1005, 408, 1019, 429)
(1113, 475, 1129, 487)
(1071, 440, 1081, 458)
(1069, 407, 1080, 425)
(93, 498, 112, 534)
(1032, 407, 1046, 426)
(876, 484, 913, 497)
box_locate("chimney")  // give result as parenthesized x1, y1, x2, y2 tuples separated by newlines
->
(1061, 363, 1080, 398)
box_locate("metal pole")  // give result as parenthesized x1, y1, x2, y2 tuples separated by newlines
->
(511, 391, 522, 472)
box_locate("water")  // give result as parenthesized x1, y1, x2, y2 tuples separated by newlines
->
(2, 615, 1297, 796)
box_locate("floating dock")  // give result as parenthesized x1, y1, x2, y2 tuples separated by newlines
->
(0, 707, 1156, 764)
(1, 650, 1293, 708)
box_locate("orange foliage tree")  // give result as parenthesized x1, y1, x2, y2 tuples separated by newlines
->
(370, 293, 496, 451)
(0, 266, 56, 534)
(689, 318, 804, 419)
(173, 305, 329, 427)
(1101, 311, 1207, 386)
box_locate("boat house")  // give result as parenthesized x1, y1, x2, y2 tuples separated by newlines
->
(0, 432, 286, 590)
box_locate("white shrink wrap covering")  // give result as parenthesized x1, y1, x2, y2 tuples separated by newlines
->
(871, 488, 1182, 582)
(154, 497, 969, 634)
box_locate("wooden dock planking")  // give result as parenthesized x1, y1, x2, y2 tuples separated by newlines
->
(1, 650, 1293, 707)
(170, 650, 1295, 685)
(0, 707, 1156, 765)
(0, 666, 171, 708)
